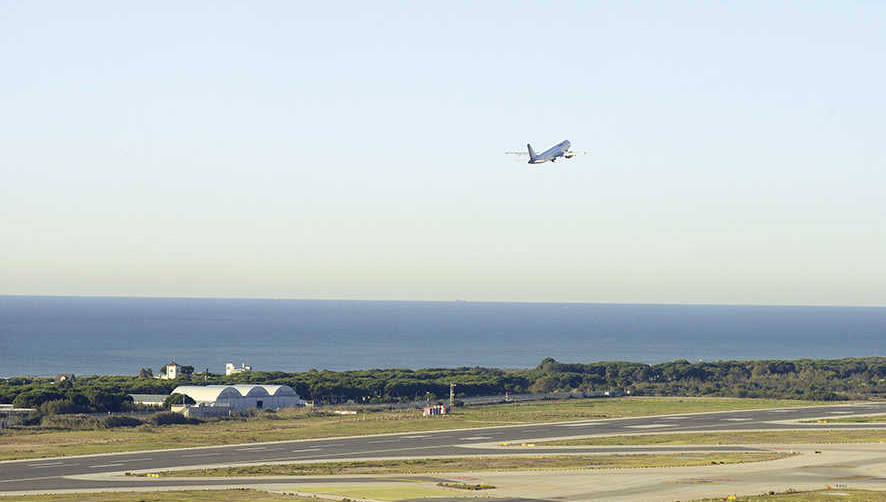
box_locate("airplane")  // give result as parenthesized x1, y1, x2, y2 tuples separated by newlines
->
(505, 140, 582, 164)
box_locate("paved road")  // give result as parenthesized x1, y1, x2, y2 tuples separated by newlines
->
(2, 402, 884, 494)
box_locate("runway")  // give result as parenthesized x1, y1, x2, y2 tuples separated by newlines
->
(1, 402, 884, 494)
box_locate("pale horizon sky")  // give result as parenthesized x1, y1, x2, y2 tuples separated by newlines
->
(2, 2, 885, 306)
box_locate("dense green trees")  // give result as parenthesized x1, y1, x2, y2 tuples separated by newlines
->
(163, 393, 196, 409)
(1, 357, 883, 414)
(9, 379, 131, 413)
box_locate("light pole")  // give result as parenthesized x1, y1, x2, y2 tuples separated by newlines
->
(449, 382, 455, 410)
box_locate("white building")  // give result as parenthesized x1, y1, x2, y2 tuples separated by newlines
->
(170, 384, 305, 410)
(160, 361, 182, 380)
(129, 394, 168, 407)
(225, 362, 252, 376)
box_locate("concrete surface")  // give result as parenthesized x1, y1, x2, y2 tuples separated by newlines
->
(1, 402, 884, 499)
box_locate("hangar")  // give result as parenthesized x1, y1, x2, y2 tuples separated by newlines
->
(170, 384, 305, 410)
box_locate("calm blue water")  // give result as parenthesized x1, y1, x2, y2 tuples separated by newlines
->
(0, 296, 884, 377)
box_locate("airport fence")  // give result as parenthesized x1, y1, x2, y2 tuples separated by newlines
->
(331, 389, 620, 411)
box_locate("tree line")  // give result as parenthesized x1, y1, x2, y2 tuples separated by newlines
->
(2, 357, 884, 414)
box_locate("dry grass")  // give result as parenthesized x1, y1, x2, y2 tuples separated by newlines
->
(691, 489, 886, 501)
(0, 397, 833, 460)
(0, 488, 308, 502)
(536, 428, 886, 446)
(290, 484, 459, 501)
(156, 451, 792, 477)
(810, 414, 886, 423)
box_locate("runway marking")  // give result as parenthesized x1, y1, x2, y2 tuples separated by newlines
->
(124, 457, 153, 462)
(558, 421, 603, 427)
(182, 453, 219, 458)
(402, 435, 429, 439)
(461, 436, 493, 440)
(291, 447, 322, 453)
(626, 424, 675, 429)
(767, 409, 794, 413)
(258, 444, 454, 462)
(29, 462, 64, 468)
(90, 463, 124, 468)
(722, 418, 752, 421)
(827, 411, 854, 414)
(369, 439, 400, 444)
(662, 416, 688, 420)
(235, 447, 267, 451)
(0, 475, 60, 484)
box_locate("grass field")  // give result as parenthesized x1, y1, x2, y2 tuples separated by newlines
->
(156, 452, 791, 477)
(691, 489, 886, 501)
(0, 484, 881, 502)
(0, 397, 833, 460)
(292, 484, 462, 501)
(0, 489, 309, 502)
(534, 428, 886, 446)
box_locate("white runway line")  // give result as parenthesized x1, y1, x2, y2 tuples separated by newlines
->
(235, 447, 267, 451)
(29, 462, 64, 468)
(124, 458, 153, 462)
(0, 475, 63, 484)
(181, 453, 219, 458)
(90, 463, 124, 468)
(558, 421, 603, 427)
(461, 436, 493, 440)
(368, 439, 400, 444)
(291, 447, 322, 453)
(722, 418, 752, 421)
(402, 435, 429, 439)
(662, 416, 688, 420)
(827, 411, 854, 414)
(626, 424, 675, 429)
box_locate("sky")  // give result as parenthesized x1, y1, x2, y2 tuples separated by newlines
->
(1, 1, 885, 305)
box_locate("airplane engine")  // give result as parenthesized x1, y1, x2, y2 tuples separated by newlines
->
(564, 152, 574, 159)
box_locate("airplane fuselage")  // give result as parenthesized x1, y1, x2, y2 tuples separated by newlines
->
(529, 140, 571, 164)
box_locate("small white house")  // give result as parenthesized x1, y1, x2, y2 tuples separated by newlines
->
(225, 362, 252, 376)
(160, 361, 182, 380)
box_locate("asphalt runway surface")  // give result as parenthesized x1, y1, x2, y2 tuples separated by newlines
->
(2, 402, 885, 494)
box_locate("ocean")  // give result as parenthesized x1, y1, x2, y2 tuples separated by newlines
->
(0, 296, 884, 377)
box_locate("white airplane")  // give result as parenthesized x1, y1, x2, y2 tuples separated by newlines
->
(506, 140, 583, 164)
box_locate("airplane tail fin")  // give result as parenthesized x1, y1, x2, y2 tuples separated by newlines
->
(527, 143, 537, 160)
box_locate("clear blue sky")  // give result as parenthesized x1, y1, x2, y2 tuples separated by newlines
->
(2, 1, 885, 305)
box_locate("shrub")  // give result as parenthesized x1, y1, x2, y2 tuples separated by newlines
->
(21, 411, 43, 426)
(148, 411, 200, 426)
(38, 399, 88, 416)
(227, 409, 259, 419)
(102, 415, 144, 428)
(40, 414, 101, 430)
(437, 482, 496, 490)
